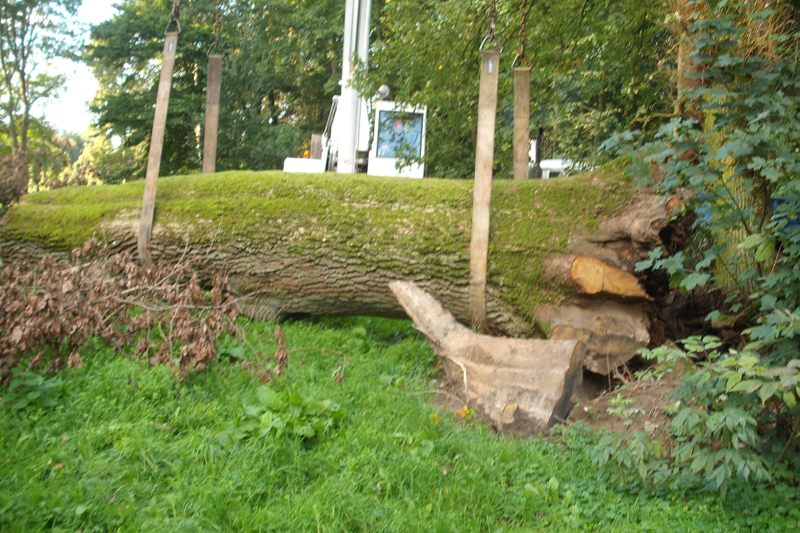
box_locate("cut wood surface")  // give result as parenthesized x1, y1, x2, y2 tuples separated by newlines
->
(545, 255, 650, 300)
(0, 163, 681, 372)
(541, 299, 652, 375)
(571, 256, 649, 299)
(390, 281, 585, 434)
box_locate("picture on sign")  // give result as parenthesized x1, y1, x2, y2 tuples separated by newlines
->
(376, 111, 424, 159)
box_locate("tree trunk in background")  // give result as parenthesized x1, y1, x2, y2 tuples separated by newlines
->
(672, 0, 789, 119)
(672, 0, 707, 119)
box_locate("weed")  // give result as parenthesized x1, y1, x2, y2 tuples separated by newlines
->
(606, 393, 644, 426)
(234, 386, 344, 443)
(0, 370, 63, 410)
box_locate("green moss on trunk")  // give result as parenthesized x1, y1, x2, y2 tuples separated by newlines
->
(1, 162, 634, 329)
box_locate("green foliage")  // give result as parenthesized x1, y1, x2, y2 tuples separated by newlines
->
(87, 0, 343, 176)
(592, 337, 800, 492)
(357, 0, 672, 177)
(606, 393, 643, 425)
(598, 3, 800, 491)
(233, 386, 344, 443)
(606, 6, 800, 359)
(1, 118, 80, 205)
(0, 0, 80, 197)
(56, 132, 145, 186)
(0, 369, 63, 411)
(86, 0, 674, 180)
(24, 123, 83, 190)
(2, 317, 799, 530)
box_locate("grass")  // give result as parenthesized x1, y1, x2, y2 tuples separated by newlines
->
(1, 316, 797, 532)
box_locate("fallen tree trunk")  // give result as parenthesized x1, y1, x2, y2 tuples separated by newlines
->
(0, 163, 682, 372)
(390, 281, 585, 435)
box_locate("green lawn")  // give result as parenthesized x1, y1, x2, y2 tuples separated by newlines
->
(1, 317, 797, 532)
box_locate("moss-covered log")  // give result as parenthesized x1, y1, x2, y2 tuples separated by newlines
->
(0, 163, 669, 342)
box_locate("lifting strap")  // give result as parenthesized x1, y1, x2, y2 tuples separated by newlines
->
(469, 0, 500, 331)
(203, 2, 224, 173)
(138, 0, 181, 266)
(513, 0, 533, 180)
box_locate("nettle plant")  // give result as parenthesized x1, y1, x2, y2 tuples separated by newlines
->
(597, 5, 800, 491)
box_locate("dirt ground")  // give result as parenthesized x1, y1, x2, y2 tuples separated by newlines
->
(429, 356, 684, 437)
(568, 366, 683, 434)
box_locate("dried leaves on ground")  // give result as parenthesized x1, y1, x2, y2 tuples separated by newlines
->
(0, 241, 241, 384)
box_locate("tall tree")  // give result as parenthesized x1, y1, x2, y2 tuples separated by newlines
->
(0, 0, 79, 180)
(87, 0, 678, 180)
(218, 0, 343, 170)
(87, 0, 343, 176)
(358, 0, 672, 177)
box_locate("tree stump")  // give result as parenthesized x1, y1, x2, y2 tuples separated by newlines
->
(390, 281, 585, 435)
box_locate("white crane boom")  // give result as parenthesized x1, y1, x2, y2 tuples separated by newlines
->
(331, 0, 372, 174)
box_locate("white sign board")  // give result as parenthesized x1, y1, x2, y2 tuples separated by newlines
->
(368, 101, 427, 178)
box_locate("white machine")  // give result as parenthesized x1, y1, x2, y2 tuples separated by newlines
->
(283, 0, 371, 175)
(283, 0, 427, 178)
(329, 0, 372, 174)
(528, 140, 580, 179)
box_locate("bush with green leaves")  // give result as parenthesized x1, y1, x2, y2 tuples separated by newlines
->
(597, 3, 800, 490)
(591, 337, 799, 492)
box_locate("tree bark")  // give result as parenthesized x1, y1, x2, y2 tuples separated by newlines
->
(672, 0, 708, 120)
(0, 166, 683, 373)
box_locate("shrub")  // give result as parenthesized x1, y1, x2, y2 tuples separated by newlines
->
(591, 337, 799, 492)
(598, 3, 800, 490)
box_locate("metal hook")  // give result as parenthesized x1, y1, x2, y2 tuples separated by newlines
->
(165, 18, 181, 35)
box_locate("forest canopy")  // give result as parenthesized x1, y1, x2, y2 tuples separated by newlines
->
(80, 0, 674, 180)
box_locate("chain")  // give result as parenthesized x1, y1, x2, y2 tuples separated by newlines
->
(212, 0, 223, 51)
(482, 0, 499, 50)
(517, 0, 533, 65)
(166, 0, 181, 33)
